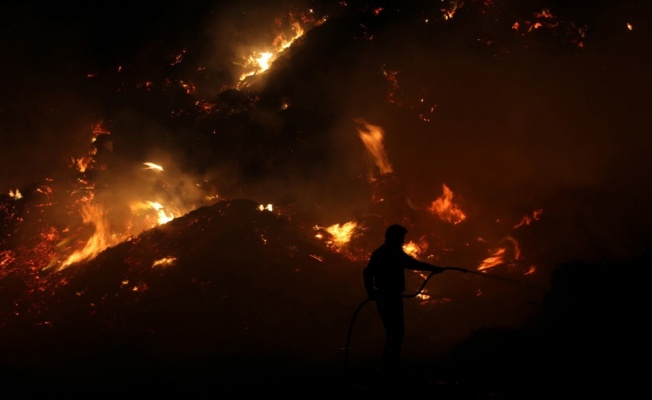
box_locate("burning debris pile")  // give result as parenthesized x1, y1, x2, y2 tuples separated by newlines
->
(0, 199, 363, 379)
(0, 0, 651, 396)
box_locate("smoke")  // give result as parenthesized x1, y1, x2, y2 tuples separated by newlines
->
(2, 1, 651, 271)
(1, 3, 650, 394)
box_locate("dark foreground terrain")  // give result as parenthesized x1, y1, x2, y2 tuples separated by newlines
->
(2, 242, 646, 399)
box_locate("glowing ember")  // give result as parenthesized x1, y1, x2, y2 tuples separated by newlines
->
(259, 204, 273, 212)
(514, 209, 543, 228)
(441, 1, 460, 20)
(9, 189, 22, 199)
(152, 257, 176, 268)
(309, 254, 323, 262)
(0, 250, 15, 269)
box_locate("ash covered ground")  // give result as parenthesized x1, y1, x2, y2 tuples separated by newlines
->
(0, 1, 650, 398)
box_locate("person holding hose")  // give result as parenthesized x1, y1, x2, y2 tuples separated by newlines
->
(362, 224, 447, 375)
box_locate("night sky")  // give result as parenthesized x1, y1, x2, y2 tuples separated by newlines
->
(1, 1, 650, 397)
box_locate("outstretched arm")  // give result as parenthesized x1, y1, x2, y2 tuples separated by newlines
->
(404, 254, 445, 273)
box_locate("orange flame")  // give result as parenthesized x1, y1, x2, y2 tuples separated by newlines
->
(57, 203, 121, 270)
(428, 183, 466, 224)
(143, 162, 163, 171)
(152, 257, 176, 268)
(354, 118, 393, 175)
(402, 240, 421, 258)
(325, 221, 358, 248)
(239, 20, 305, 82)
(478, 247, 506, 271)
(514, 208, 543, 228)
(149, 201, 175, 225)
(477, 236, 522, 271)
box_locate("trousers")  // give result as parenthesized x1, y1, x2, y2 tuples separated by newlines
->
(375, 293, 404, 371)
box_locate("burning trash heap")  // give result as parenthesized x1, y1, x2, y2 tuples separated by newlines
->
(0, 0, 649, 396)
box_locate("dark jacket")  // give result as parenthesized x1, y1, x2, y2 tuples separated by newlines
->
(363, 243, 441, 294)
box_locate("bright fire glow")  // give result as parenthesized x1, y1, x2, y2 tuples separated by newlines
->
(57, 203, 121, 270)
(9, 189, 22, 199)
(239, 21, 305, 82)
(144, 162, 164, 171)
(428, 183, 466, 224)
(403, 240, 421, 258)
(145, 201, 175, 225)
(152, 257, 176, 268)
(442, 2, 459, 20)
(325, 221, 358, 248)
(477, 236, 522, 271)
(478, 247, 506, 271)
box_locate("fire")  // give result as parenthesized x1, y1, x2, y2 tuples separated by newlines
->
(56, 203, 121, 270)
(403, 240, 421, 258)
(44, 129, 211, 271)
(514, 209, 543, 228)
(428, 184, 466, 224)
(149, 202, 175, 225)
(354, 118, 394, 175)
(0, 250, 15, 269)
(238, 20, 306, 83)
(478, 247, 506, 271)
(130, 201, 176, 226)
(477, 236, 522, 271)
(71, 122, 111, 173)
(322, 221, 358, 249)
(152, 257, 176, 268)
(258, 203, 273, 212)
(9, 189, 22, 199)
(441, 1, 461, 20)
(143, 162, 164, 171)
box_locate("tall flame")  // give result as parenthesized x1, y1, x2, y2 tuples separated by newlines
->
(428, 183, 466, 224)
(354, 118, 394, 175)
(58, 203, 121, 270)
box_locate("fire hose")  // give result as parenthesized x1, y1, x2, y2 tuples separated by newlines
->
(344, 266, 469, 374)
(343, 262, 547, 377)
(343, 261, 549, 379)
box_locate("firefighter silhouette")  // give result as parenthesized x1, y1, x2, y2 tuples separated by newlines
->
(363, 224, 444, 373)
